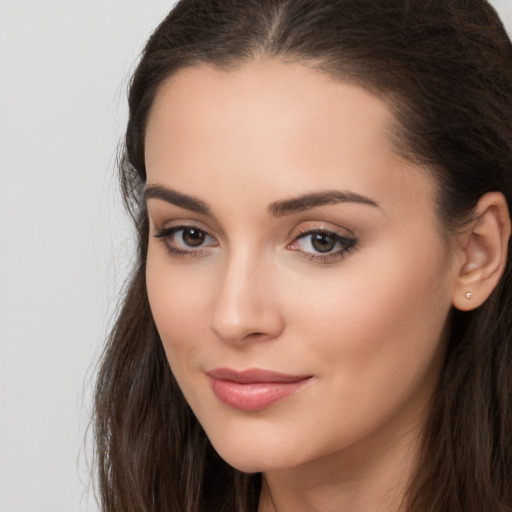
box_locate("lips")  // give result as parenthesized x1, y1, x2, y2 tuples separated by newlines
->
(206, 368, 312, 412)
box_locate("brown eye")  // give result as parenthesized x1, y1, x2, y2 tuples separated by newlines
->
(310, 232, 336, 253)
(154, 225, 217, 257)
(288, 228, 356, 263)
(182, 227, 206, 247)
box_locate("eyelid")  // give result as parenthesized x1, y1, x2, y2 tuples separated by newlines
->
(286, 222, 357, 263)
(152, 218, 357, 263)
(153, 221, 218, 258)
(289, 221, 355, 240)
(151, 216, 213, 233)
(154, 225, 217, 243)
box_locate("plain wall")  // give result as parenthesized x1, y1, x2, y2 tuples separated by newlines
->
(0, 1, 511, 511)
(0, 2, 175, 511)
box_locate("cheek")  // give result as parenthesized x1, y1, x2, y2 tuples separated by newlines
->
(145, 246, 211, 374)
(301, 226, 450, 345)
(144, 227, 454, 471)
(288, 237, 452, 414)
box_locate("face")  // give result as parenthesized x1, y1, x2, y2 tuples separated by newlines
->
(144, 60, 458, 474)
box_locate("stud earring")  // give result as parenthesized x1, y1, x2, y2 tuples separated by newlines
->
(465, 291, 472, 300)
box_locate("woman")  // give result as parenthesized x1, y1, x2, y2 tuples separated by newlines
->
(94, 1, 512, 511)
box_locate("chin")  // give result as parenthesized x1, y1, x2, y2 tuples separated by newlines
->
(208, 435, 305, 474)
(218, 453, 298, 474)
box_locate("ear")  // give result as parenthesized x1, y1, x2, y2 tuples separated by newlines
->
(452, 192, 511, 311)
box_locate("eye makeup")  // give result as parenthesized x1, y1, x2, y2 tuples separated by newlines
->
(154, 225, 218, 258)
(153, 221, 357, 264)
(287, 225, 357, 264)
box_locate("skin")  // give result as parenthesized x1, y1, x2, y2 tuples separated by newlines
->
(143, 60, 498, 512)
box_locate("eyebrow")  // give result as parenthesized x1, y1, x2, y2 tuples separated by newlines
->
(268, 190, 379, 217)
(144, 184, 210, 215)
(144, 184, 379, 217)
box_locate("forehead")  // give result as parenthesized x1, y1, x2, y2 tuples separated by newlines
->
(144, 59, 438, 225)
(146, 59, 395, 152)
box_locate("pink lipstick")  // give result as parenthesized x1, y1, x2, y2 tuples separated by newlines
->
(207, 368, 312, 412)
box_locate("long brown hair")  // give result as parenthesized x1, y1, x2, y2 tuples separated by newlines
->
(94, 1, 512, 510)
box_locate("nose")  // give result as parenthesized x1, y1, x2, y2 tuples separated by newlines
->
(209, 250, 285, 345)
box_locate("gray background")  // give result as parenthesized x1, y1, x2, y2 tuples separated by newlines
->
(1, 1, 511, 511)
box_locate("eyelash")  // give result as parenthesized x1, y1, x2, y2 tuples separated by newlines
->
(154, 225, 357, 263)
(154, 225, 217, 258)
(287, 228, 356, 263)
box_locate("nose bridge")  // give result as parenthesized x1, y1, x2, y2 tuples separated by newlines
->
(209, 244, 283, 344)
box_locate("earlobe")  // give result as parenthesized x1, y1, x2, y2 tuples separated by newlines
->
(452, 192, 511, 311)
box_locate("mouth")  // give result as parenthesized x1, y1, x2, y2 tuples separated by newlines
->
(206, 367, 313, 412)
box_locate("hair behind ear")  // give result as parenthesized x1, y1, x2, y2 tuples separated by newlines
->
(406, 231, 512, 511)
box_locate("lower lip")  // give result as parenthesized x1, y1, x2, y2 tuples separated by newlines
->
(208, 377, 312, 412)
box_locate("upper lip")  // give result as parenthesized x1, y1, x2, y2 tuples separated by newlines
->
(207, 367, 312, 384)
